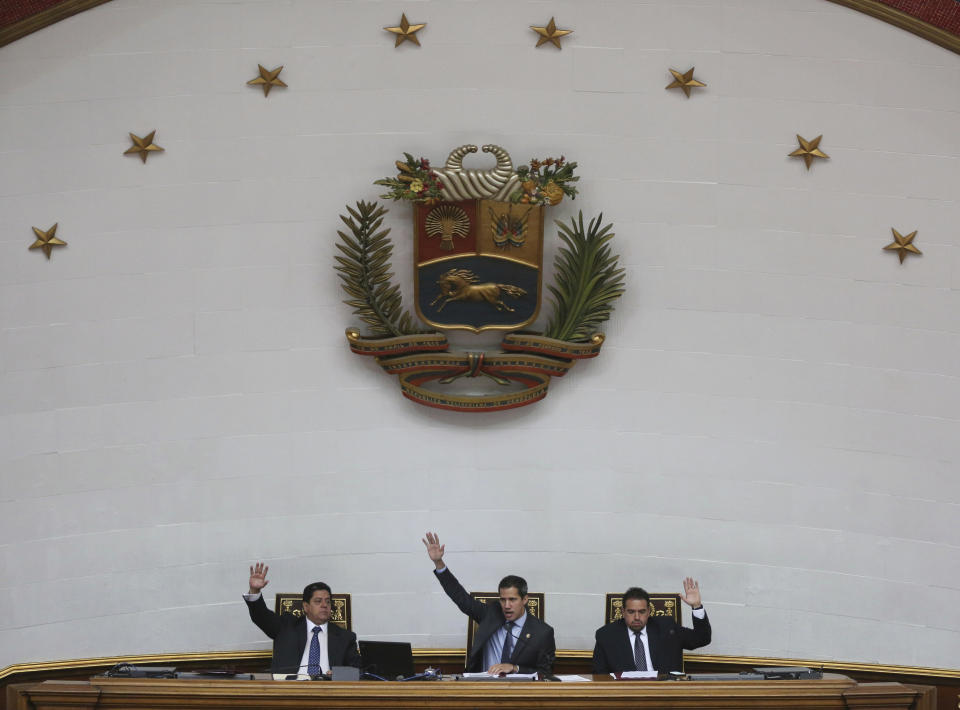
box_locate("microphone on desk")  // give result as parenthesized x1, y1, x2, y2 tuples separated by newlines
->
(395, 668, 442, 681)
(360, 664, 388, 681)
(271, 662, 331, 680)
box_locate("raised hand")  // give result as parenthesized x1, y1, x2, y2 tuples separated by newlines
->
(422, 532, 445, 569)
(680, 577, 702, 608)
(249, 562, 270, 594)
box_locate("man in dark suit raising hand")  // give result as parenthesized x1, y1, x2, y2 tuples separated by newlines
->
(423, 532, 555, 676)
(243, 562, 360, 675)
(593, 579, 711, 674)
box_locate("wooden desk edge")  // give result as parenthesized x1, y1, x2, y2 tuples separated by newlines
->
(16, 675, 924, 710)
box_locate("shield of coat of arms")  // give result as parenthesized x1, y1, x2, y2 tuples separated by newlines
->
(413, 198, 544, 332)
(335, 142, 625, 412)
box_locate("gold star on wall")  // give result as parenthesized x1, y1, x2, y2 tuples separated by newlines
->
(384, 14, 426, 47)
(29, 223, 67, 259)
(789, 134, 829, 170)
(247, 64, 287, 96)
(883, 228, 922, 263)
(530, 17, 572, 49)
(124, 130, 164, 163)
(665, 67, 706, 97)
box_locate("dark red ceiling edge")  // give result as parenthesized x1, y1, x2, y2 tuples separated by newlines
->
(1, 0, 958, 53)
(0, 0, 113, 48)
(824, 0, 959, 53)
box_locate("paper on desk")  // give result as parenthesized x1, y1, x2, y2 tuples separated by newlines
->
(555, 674, 591, 682)
(616, 670, 658, 679)
(461, 672, 538, 679)
(271, 673, 311, 681)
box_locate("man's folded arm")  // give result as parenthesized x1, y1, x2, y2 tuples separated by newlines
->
(680, 611, 712, 650)
(244, 593, 280, 639)
(520, 628, 555, 676)
(434, 567, 487, 622)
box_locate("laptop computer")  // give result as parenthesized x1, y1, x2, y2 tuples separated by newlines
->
(358, 640, 415, 680)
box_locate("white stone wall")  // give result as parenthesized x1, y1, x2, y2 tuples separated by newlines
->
(1, 0, 958, 670)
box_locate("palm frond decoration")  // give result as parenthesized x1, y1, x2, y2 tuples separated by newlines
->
(334, 200, 424, 337)
(542, 212, 626, 342)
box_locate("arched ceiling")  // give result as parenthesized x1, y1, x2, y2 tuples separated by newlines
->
(826, 0, 960, 53)
(0, 0, 958, 52)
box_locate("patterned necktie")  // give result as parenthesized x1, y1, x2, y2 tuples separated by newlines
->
(308, 626, 322, 675)
(634, 631, 647, 671)
(500, 621, 516, 663)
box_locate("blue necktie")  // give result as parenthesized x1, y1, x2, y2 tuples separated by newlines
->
(308, 626, 322, 675)
(500, 621, 515, 663)
(634, 632, 647, 671)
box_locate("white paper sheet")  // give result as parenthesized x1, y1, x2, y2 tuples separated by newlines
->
(615, 670, 658, 679)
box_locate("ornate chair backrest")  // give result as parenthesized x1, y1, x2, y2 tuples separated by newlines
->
(605, 592, 681, 625)
(274, 592, 352, 631)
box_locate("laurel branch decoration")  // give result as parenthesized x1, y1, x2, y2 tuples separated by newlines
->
(543, 212, 625, 342)
(334, 200, 423, 338)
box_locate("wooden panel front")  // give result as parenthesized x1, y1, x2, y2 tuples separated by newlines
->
(16, 675, 922, 710)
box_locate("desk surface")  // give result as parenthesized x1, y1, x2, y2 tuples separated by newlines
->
(12, 674, 928, 710)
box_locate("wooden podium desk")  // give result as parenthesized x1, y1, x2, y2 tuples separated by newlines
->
(11, 673, 931, 710)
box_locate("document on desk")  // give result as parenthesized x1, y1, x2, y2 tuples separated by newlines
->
(555, 674, 591, 682)
(461, 672, 538, 680)
(271, 673, 310, 681)
(616, 670, 658, 679)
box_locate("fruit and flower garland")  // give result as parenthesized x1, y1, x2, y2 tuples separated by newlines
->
(374, 153, 445, 204)
(511, 156, 579, 205)
(375, 153, 578, 205)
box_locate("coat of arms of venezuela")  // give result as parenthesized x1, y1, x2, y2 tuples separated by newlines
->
(335, 144, 625, 412)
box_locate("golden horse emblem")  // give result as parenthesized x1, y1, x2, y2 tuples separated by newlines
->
(430, 268, 527, 312)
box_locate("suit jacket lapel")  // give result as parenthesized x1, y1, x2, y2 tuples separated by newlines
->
(470, 618, 498, 669)
(326, 624, 339, 661)
(619, 622, 636, 670)
(296, 618, 308, 658)
(646, 622, 662, 671)
(510, 614, 539, 662)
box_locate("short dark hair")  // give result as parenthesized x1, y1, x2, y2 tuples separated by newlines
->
(302, 581, 332, 603)
(623, 587, 650, 605)
(498, 575, 528, 598)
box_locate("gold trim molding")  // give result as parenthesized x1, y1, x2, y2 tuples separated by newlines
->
(823, 0, 960, 55)
(682, 652, 960, 679)
(0, 0, 114, 47)
(2, 649, 958, 682)
(0, 650, 269, 681)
